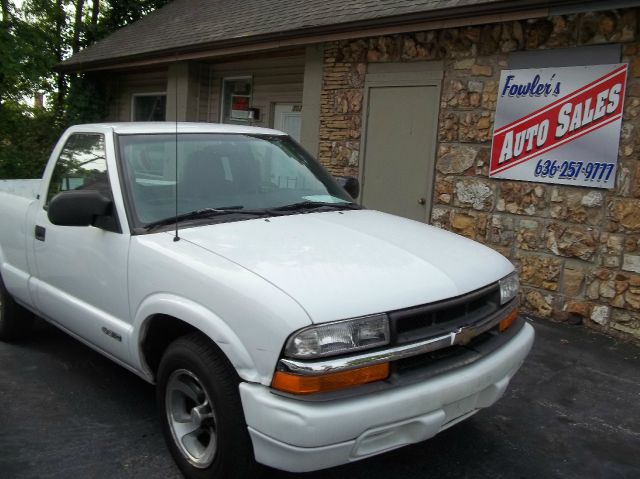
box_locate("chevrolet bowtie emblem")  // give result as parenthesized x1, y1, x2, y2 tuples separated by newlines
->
(455, 327, 476, 346)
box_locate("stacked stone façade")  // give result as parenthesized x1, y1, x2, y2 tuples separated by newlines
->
(318, 9, 640, 340)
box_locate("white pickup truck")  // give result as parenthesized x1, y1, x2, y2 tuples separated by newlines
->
(0, 123, 534, 478)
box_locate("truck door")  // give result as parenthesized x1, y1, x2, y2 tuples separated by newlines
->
(31, 132, 132, 363)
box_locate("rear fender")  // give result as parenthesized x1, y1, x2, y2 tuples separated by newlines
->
(0, 247, 28, 301)
(0, 243, 5, 275)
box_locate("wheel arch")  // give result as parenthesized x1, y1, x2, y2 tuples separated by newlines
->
(0, 243, 6, 278)
(132, 294, 260, 384)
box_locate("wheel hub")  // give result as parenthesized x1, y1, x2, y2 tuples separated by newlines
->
(190, 403, 209, 427)
(165, 369, 217, 469)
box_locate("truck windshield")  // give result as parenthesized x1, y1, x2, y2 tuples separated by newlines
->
(117, 133, 354, 229)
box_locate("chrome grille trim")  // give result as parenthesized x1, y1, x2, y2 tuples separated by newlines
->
(277, 302, 517, 376)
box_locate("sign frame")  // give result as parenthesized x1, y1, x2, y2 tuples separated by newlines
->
(489, 63, 628, 189)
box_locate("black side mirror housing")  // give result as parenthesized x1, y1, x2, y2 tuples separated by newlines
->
(334, 176, 360, 200)
(48, 190, 113, 227)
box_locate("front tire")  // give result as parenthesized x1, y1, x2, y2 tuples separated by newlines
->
(0, 275, 35, 341)
(156, 332, 260, 479)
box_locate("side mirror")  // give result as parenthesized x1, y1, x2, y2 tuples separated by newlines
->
(334, 176, 360, 200)
(48, 190, 113, 227)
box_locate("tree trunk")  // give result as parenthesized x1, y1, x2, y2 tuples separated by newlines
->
(1, 0, 10, 30)
(0, 0, 11, 104)
(91, 0, 99, 25)
(72, 0, 85, 53)
(55, 0, 66, 119)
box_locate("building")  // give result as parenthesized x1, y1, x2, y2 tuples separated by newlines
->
(60, 0, 640, 340)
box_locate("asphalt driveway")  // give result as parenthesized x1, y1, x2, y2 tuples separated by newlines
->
(0, 317, 638, 479)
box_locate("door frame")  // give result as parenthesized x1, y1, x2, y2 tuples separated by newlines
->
(359, 62, 443, 222)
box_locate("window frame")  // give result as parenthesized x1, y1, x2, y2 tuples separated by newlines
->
(220, 76, 253, 124)
(131, 92, 167, 122)
(45, 132, 110, 208)
(44, 131, 122, 234)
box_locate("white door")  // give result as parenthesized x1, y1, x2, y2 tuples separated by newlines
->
(274, 103, 302, 142)
(32, 132, 132, 362)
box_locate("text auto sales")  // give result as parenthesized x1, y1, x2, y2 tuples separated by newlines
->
(497, 76, 623, 166)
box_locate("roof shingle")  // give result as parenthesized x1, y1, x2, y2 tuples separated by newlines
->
(60, 0, 562, 69)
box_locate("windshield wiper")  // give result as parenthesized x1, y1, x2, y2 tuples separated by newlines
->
(270, 201, 362, 212)
(144, 201, 362, 231)
(144, 206, 263, 230)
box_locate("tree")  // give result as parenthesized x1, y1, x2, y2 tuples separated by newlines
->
(0, 0, 170, 179)
(72, 0, 85, 53)
(0, 103, 59, 178)
(1, 0, 64, 180)
(0, 1, 14, 104)
(1, 0, 10, 28)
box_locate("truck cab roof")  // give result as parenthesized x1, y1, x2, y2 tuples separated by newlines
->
(68, 122, 287, 136)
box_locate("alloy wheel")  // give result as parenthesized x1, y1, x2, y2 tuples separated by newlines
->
(165, 369, 218, 468)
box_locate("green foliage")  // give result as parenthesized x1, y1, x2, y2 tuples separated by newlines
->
(0, 6, 57, 102)
(0, 0, 169, 179)
(65, 73, 111, 125)
(91, 0, 170, 43)
(0, 102, 63, 178)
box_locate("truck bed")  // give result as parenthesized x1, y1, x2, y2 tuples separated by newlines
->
(0, 179, 41, 301)
(0, 180, 41, 199)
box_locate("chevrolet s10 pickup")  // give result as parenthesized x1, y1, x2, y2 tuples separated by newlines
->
(0, 123, 534, 478)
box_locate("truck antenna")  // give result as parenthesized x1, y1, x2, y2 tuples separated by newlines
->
(173, 67, 180, 242)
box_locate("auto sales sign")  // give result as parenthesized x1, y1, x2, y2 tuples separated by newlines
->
(490, 63, 628, 188)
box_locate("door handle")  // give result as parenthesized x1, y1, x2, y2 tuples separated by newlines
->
(35, 225, 46, 242)
(418, 198, 426, 206)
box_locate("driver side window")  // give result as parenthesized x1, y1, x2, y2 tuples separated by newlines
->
(46, 133, 110, 206)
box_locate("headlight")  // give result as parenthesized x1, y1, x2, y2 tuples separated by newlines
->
(499, 272, 520, 305)
(284, 314, 390, 359)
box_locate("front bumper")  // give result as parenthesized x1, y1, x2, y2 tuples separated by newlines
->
(240, 321, 535, 472)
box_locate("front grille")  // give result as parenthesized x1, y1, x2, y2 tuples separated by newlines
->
(273, 283, 520, 402)
(392, 325, 497, 378)
(389, 283, 501, 345)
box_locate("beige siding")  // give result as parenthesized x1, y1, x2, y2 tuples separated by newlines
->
(105, 54, 304, 126)
(188, 64, 208, 122)
(107, 69, 168, 121)
(206, 53, 305, 128)
(198, 65, 212, 122)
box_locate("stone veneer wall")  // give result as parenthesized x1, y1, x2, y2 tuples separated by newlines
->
(318, 9, 640, 341)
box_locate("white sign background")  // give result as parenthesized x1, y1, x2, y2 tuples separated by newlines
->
(489, 64, 627, 189)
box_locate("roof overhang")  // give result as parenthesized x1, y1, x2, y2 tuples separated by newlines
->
(57, 0, 639, 73)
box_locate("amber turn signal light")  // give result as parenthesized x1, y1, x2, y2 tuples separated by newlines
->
(272, 363, 390, 395)
(499, 308, 519, 332)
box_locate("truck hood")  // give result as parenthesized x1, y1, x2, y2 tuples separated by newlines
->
(177, 210, 514, 324)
